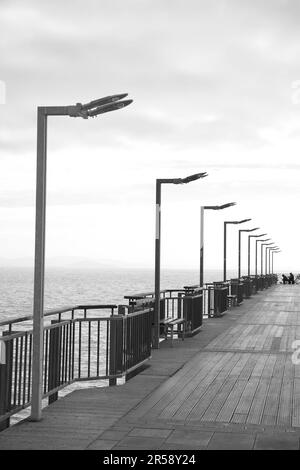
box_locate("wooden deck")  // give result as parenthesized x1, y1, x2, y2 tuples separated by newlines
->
(1, 284, 300, 450)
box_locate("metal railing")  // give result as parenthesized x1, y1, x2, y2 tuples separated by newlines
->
(0, 304, 152, 430)
(125, 288, 203, 335)
(1, 273, 279, 430)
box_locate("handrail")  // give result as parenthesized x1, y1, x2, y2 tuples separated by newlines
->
(124, 289, 186, 300)
(0, 304, 118, 329)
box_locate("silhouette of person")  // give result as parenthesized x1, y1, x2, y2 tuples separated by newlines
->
(289, 273, 295, 285)
(282, 274, 288, 284)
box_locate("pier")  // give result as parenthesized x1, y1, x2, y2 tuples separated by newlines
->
(0, 282, 300, 450)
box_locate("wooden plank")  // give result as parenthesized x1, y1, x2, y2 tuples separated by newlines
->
(250, 353, 269, 377)
(127, 351, 217, 419)
(277, 355, 293, 426)
(292, 377, 300, 428)
(186, 353, 243, 422)
(155, 352, 229, 420)
(199, 376, 237, 422)
(200, 354, 252, 422)
(261, 377, 283, 425)
(232, 377, 260, 418)
(216, 378, 248, 423)
(246, 378, 270, 425)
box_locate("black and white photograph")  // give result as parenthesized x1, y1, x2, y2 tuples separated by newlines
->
(0, 0, 300, 456)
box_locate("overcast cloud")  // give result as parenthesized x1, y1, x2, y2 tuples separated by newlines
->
(1, 0, 300, 271)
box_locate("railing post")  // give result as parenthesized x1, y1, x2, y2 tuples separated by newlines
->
(0, 341, 9, 431)
(0, 334, 13, 431)
(109, 316, 123, 386)
(48, 321, 62, 404)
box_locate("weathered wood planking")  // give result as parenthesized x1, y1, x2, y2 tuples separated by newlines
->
(129, 285, 300, 428)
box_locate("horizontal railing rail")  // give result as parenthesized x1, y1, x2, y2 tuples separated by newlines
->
(0, 304, 118, 332)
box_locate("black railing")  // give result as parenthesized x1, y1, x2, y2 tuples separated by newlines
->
(0, 304, 152, 430)
(1, 273, 279, 431)
(125, 288, 203, 335)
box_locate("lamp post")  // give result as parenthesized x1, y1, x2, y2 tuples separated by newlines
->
(238, 227, 259, 278)
(266, 246, 276, 274)
(154, 172, 208, 349)
(261, 242, 274, 275)
(223, 219, 251, 281)
(255, 238, 270, 276)
(268, 247, 279, 274)
(247, 233, 267, 276)
(199, 202, 236, 287)
(271, 249, 281, 274)
(31, 94, 133, 422)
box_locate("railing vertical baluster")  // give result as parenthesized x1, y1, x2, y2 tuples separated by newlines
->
(105, 320, 109, 376)
(88, 320, 91, 377)
(68, 322, 72, 382)
(23, 333, 28, 405)
(27, 334, 32, 403)
(13, 338, 19, 407)
(78, 321, 81, 379)
(61, 324, 66, 383)
(44, 330, 49, 394)
(18, 336, 23, 406)
(97, 321, 100, 377)
(64, 323, 69, 383)
(72, 321, 75, 380)
(65, 323, 69, 382)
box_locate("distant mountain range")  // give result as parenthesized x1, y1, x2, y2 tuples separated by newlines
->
(0, 256, 131, 269)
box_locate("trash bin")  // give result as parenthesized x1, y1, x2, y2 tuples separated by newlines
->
(213, 282, 229, 316)
(183, 290, 203, 333)
(241, 276, 252, 298)
(230, 279, 244, 304)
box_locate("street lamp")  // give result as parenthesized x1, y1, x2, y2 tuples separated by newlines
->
(261, 242, 275, 275)
(266, 246, 276, 274)
(255, 238, 270, 276)
(154, 172, 208, 349)
(271, 249, 281, 274)
(223, 219, 251, 281)
(247, 233, 267, 276)
(31, 94, 133, 422)
(200, 202, 236, 287)
(238, 227, 259, 278)
(267, 246, 279, 274)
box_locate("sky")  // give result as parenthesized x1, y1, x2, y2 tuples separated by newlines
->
(1, 0, 300, 275)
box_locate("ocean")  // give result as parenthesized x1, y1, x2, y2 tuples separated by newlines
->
(0, 267, 236, 323)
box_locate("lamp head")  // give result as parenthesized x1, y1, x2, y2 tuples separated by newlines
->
(237, 218, 251, 224)
(242, 227, 259, 232)
(218, 202, 236, 210)
(205, 202, 236, 210)
(180, 172, 208, 184)
(81, 94, 128, 111)
(86, 99, 133, 117)
(68, 94, 133, 118)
